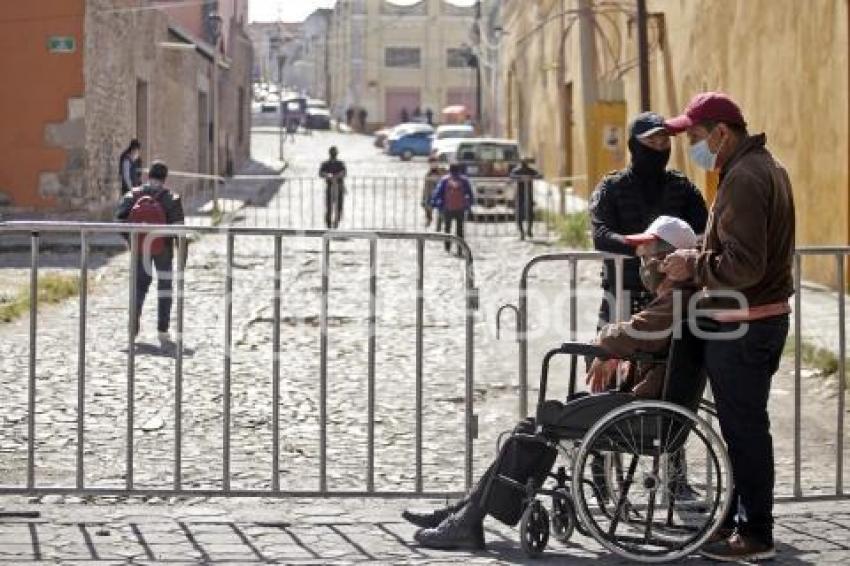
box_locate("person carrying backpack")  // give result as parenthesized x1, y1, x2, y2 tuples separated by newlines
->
(430, 162, 473, 255)
(115, 161, 185, 350)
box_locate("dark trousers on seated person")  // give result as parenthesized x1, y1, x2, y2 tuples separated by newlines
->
(468, 418, 557, 525)
(705, 314, 789, 544)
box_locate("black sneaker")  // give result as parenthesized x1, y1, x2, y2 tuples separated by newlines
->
(413, 513, 485, 550)
(700, 532, 776, 562)
(402, 506, 454, 529)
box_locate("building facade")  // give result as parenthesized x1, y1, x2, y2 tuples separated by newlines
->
(246, 21, 302, 84)
(328, 0, 478, 129)
(497, 0, 848, 285)
(0, 0, 252, 217)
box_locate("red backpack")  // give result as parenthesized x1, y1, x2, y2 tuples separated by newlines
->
(128, 188, 168, 256)
(444, 177, 467, 212)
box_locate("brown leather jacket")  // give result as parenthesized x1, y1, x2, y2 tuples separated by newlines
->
(691, 134, 795, 309)
(597, 285, 696, 398)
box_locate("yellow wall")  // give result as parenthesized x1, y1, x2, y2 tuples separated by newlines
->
(499, 0, 849, 286)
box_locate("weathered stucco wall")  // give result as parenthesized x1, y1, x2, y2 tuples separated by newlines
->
(0, 0, 85, 210)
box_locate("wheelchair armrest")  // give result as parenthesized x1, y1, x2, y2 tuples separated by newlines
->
(558, 342, 666, 363)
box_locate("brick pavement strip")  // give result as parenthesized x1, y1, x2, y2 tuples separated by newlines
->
(0, 499, 848, 564)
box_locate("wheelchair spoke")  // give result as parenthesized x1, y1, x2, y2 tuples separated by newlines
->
(643, 453, 661, 543)
(608, 454, 639, 537)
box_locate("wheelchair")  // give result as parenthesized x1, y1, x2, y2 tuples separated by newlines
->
(482, 323, 733, 563)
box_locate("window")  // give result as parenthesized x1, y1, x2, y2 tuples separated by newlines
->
(385, 47, 421, 68)
(446, 48, 469, 68)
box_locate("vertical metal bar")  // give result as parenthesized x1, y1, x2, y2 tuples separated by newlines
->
(174, 236, 186, 490)
(383, 178, 388, 229)
(464, 252, 475, 490)
(76, 232, 88, 489)
(836, 254, 846, 495)
(310, 177, 316, 228)
(27, 232, 39, 489)
(367, 238, 377, 492)
(127, 234, 138, 491)
(614, 255, 625, 322)
(518, 272, 528, 419)
(793, 253, 802, 498)
(272, 235, 282, 491)
(568, 258, 578, 397)
(223, 232, 233, 492)
(415, 239, 424, 492)
(319, 236, 330, 493)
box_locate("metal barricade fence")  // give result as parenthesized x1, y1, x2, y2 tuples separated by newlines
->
(167, 173, 560, 238)
(496, 249, 849, 503)
(792, 247, 848, 501)
(0, 221, 479, 498)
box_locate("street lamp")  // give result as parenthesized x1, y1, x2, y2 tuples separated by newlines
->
(208, 10, 223, 212)
(459, 44, 481, 127)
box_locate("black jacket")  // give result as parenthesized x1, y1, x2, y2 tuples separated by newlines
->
(590, 168, 708, 290)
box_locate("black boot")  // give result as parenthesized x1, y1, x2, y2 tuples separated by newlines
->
(413, 501, 485, 550)
(402, 498, 466, 529)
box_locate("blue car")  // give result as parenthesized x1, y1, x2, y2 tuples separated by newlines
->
(388, 130, 433, 161)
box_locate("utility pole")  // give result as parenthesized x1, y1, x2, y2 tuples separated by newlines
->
(209, 11, 223, 211)
(474, 0, 482, 127)
(637, 0, 650, 111)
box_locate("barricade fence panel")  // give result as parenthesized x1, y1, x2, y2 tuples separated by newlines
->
(164, 174, 561, 238)
(496, 250, 849, 503)
(0, 222, 478, 498)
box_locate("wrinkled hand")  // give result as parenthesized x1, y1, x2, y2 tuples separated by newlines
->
(659, 249, 698, 282)
(586, 358, 617, 394)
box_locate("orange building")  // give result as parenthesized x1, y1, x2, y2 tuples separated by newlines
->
(0, 0, 84, 210)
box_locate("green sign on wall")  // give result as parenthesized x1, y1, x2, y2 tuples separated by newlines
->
(48, 36, 76, 53)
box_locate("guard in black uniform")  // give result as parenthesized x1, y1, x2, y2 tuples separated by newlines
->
(590, 112, 708, 326)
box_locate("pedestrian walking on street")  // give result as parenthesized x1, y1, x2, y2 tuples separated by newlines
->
(422, 156, 444, 228)
(345, 106, 354, 126)
(589, 111, 708, 329)
(115, 161, 185, 350)
(509, 156, 542, 240)
(400, 107, 410, 123)
(319, 146, 347, 229)
(118, 139, 142, 194)
(425, 107, 434, 126)
(661, 92, 795, 562)
(430, 163, 473, 256)
(358, 107, 368, 132)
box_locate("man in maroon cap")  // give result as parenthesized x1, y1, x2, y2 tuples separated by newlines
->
(661, 92, 795, 561)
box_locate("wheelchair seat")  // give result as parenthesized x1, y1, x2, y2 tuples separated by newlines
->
(538, 393, 635, 439)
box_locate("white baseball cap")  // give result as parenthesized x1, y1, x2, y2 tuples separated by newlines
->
(624, 215, 698, 250)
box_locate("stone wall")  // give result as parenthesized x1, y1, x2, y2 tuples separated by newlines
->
(83, 0, 250, 218)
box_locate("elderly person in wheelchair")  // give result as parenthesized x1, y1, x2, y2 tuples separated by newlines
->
(404, 216, 732, 562)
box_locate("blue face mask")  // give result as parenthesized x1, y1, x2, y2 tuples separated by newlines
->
(689, 139, 717, 170)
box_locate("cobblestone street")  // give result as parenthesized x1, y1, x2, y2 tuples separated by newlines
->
(1, 128, 848, 563)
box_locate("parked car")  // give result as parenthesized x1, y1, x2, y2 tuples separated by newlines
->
(306, 107, 331, 129)
(384, 122, 434, 152)
(387, 130, 433, 160)
(431, 124, 475, 161)
(454, 138, 521, 207)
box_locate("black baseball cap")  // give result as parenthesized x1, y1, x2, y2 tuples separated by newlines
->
(629, 111, 667, 139)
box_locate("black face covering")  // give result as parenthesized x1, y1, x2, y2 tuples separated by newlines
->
(628, 137, 671, 181)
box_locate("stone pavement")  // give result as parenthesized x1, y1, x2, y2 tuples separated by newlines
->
(0, 498, 847, 564)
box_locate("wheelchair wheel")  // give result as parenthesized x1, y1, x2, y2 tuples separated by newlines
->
(519, 499, 549, 557)
(572, 401, 732, 563)
(551, 488, 576, 543)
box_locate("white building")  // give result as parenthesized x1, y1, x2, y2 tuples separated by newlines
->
(328, 0, 478, 129)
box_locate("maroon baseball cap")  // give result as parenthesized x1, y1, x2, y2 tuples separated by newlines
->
(665, 92, 747, 134)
